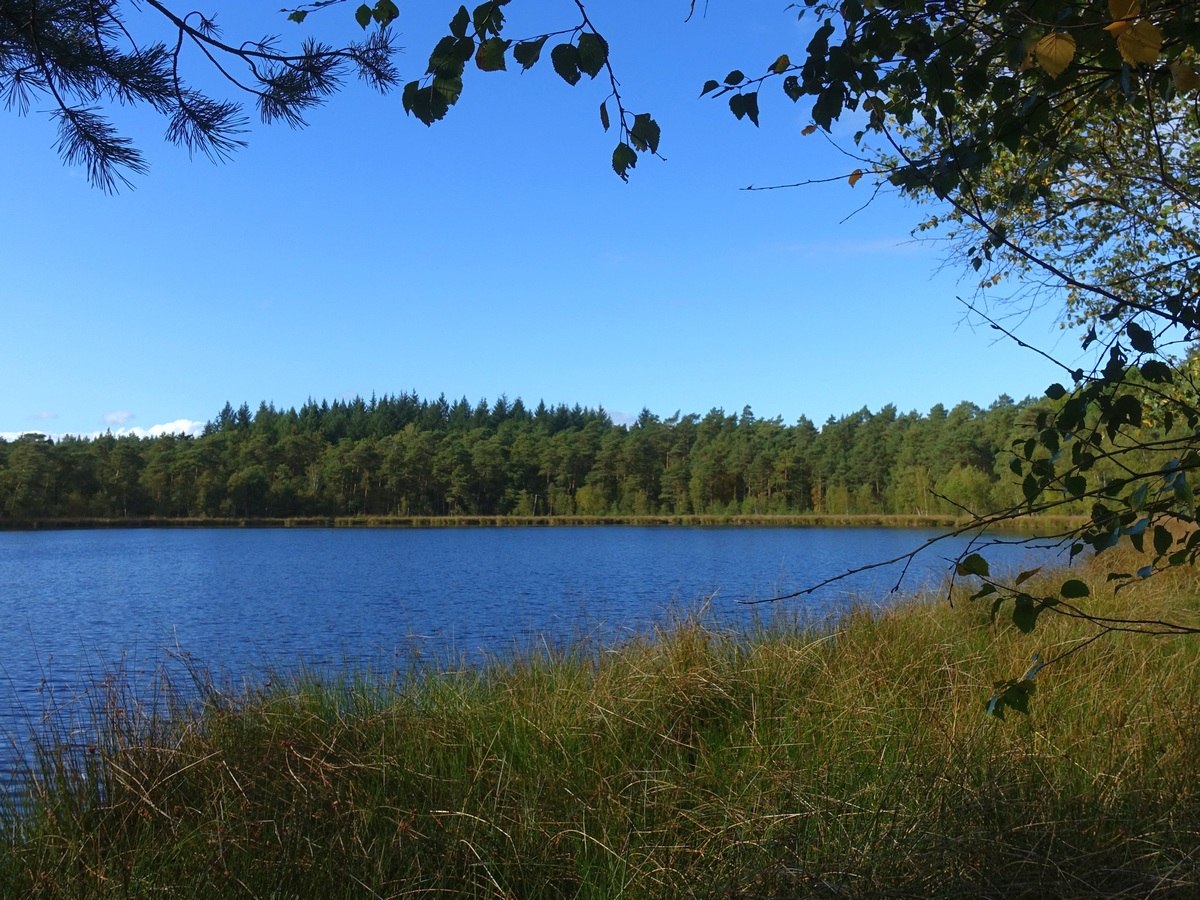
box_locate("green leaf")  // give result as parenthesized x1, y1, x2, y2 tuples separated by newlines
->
(287, 10, 308, 24)
(577, 32, 608, 78)
(1045, 382, 1067, 400)
(783, 74, 802, 102)
(551, 43, 581, 86)
(724, 69, 746, 85)
(1140, 360, 1173, 383)
(1129, 482, 1149, 511)
(1173, 473, 1193, 514)
(449, 5, 470, 38)
(612, 142, 637, 181)
(956, 552, 990, 577)
(970, 583, 997, 601)
(599, 99, 610, 132)
(513, 36, 547, 70)
(1125, 516, 1149, 537)
(1064, 475, 1086, 498)
(472, 1, 505, 38)
(431, 73, 463, 106)
(986, 679, 1035, 718)
(355, 4, 372, 29)
(373, 0, 399, 26)
(1022, 473, 1041, 503)
(729, 92, 760, 126)
(402, 81, 451, 125)
(1104, 393, 1142, 441)
(812, 85, 843, 127)
(1014, 567, 1041, 585)
(700, 79, 720, 97)
(1126, 321, 1156, 353)
(1060, 579, 1090, 599)
(475, 37, 509, 71)
(427, 36, 474, 76)
(990, 596, 1005, 622)
(630, 113, 661, 154)
(1153, 524, 1174, 556)
(1012, 595, 1037, 633)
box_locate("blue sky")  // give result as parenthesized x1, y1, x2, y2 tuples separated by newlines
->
(1, 1, 1081, 439)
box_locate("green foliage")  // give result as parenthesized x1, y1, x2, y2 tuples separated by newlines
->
(354, 1, 398, 30)
(394, 2, 661, 179)
(0, 391, 1095, 522)
(7, 2, 659, 185)
(700, 0, 1200, 690)
(1, 0, 401, 189)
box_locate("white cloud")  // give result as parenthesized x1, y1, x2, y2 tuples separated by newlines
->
(1, 418, 207, 442)
(32, 410, 58, 421)
(117, 418, 206, 438)
(103, 410, 135, 427)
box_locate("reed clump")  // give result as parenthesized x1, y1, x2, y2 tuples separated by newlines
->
(2, 560, 1199, 898)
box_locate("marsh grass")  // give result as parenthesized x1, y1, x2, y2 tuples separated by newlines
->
(0, 513, 1085, 531)
(2, 559, 1199, 898)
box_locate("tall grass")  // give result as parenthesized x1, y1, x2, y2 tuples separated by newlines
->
(2, 560, 1198, 897)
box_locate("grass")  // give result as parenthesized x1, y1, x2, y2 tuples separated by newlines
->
(2, 557, 1198, 898)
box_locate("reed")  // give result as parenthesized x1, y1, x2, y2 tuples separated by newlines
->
(0, 513, 1086, 532)
(2, 559, 1197, 897)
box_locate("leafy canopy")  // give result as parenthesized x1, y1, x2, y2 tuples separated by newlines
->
(703, 0, 1200, 713)
(1, 1, 666, 187)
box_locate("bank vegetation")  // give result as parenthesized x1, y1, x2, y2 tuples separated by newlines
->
(3, 554, 1198, 897)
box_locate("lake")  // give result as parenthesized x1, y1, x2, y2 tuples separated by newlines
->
(0, 526, 1062, 784)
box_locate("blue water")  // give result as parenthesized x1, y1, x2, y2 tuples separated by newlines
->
(0, 526, 1062, 784)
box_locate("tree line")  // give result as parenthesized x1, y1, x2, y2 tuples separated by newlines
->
(0, 389, 1096, 521)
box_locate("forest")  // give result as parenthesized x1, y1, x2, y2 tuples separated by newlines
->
(0, 389, 1082, 521)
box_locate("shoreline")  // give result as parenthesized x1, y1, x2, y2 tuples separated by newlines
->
(0, 513, 1085, 532)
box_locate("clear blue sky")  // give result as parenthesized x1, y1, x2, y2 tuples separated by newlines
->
(1, 1, 1080, 439)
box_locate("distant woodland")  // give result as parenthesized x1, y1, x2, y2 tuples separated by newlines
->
(0, 391, 1084, 521)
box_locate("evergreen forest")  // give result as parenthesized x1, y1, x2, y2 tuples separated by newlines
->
(0, 390, 1085, 522)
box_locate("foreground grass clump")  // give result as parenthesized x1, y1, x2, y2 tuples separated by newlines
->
(2, 564, 1199, 898)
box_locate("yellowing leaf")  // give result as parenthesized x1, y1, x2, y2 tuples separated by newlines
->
(848, 168, 864, 187)
(1117, 20, 1162, 65)
(1034, 32, 1076, 79)
(801, 124, 817, 135)
(769, 53, 791, 74)
(1170, 61, 1200, 93)
(1108, 0, 1141, 20)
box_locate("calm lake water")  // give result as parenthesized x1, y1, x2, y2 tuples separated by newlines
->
(0, 526, 1062, 784)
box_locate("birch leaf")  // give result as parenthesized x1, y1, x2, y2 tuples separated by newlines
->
(1034, 33, 1076, 79)
(1108, 0, 1141, 20)
(1117, 20, 1162, 66)
(1170, 61, 1200, 93)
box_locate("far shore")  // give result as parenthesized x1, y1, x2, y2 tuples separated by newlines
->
(0, 513, 1086, 532)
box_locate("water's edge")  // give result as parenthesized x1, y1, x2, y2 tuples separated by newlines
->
(0, 513, 1083, 531)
